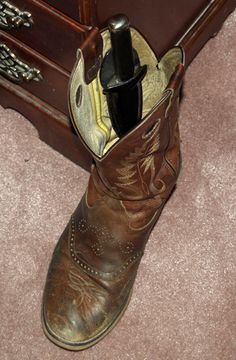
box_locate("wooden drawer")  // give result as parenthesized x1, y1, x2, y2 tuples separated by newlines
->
(41, 0, 97, 25)
(41, 0, 80, 22)
(0, 0, 234, 169)
(0, 0, 90, 72)
(0, 30, 70, 115)
(95, 0, 211, 56)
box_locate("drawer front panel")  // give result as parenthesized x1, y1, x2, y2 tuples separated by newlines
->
(0, 30, 70, 115)
(96, 0, 210, 56)
(41, 0, 96, 25)
(2, 0, 90, 72)
(41, 0, 80, 22)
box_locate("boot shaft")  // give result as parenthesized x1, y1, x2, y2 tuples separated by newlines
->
(69, 27, 185, 201)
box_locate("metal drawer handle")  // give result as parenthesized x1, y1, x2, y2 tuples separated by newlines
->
(0, 43, 42, 83)
(0, 0, 33, 29)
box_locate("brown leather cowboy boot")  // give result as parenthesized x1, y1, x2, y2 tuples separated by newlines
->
(42, 27, 185, 350)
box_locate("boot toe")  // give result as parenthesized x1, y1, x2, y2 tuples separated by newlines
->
(42, 265, 125, 350)
(42, 305, 105, 350)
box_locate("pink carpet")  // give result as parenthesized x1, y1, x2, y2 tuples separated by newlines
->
(0, 11, 235, 360)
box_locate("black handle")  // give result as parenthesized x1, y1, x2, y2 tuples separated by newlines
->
(108, 14, 134, 81)
(100, 14, 147, 137)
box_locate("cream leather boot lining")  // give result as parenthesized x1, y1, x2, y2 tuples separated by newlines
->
(69, 28, 183, 158)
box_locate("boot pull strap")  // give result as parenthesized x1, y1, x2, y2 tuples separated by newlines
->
(166, 63, 185, 93)
(80, 28, 103, 84)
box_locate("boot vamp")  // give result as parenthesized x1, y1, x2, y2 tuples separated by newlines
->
(42, 194, 147, 346)
(74, 192, 151, 274)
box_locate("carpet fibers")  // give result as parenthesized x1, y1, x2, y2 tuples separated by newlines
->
(0, 11, 235, 360)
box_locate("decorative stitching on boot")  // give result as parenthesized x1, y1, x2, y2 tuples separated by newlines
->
(77, 218, 137, 257)
(163, 155, 177, 176)
(142, 118, 161, 139)
(164, 89, 174, 118)
(69, 216, 143, 280)
(114, 118, 161, 197)
(68, 269, 107, 306)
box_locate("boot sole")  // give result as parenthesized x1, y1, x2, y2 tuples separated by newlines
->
(41, 290, 132, 351)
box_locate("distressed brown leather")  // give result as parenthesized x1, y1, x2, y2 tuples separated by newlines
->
(42, 56, 185, 350)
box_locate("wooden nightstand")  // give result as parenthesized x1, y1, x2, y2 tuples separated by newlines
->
(0, 0, 235, 170)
